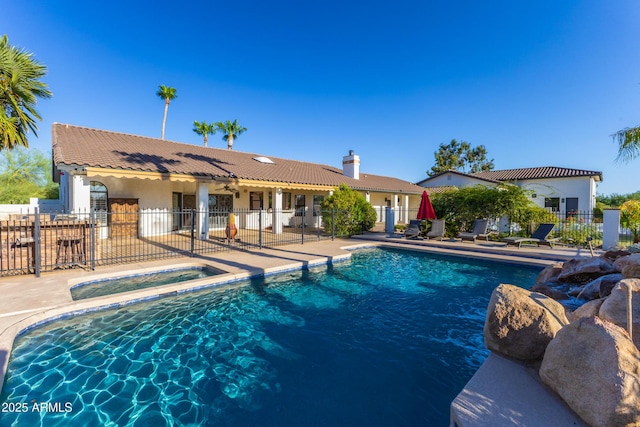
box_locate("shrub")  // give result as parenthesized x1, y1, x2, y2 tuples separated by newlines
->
(430, 184, 554, 236)
(321, 184, 377, 236)
(620, 200, 640, 243)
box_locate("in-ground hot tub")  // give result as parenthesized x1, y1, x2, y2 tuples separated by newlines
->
(70, 265, 225, 300)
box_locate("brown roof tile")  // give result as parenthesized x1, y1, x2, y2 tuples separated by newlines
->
(472, 166, 602, 182)
(52, 123, 424, 194)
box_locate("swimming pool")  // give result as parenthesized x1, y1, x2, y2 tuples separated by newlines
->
(0, 247, 540, 426)
(70, 266, 224, 300)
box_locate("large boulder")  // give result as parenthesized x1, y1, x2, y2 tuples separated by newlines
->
(531, 283, 569, 301)
(540, 317, 640, 427)
(557, 257, 616, 284)
(577, 273, 623, 300)
(603, 249, 631, 261)
(570, 298, 605, 321)
(599, 279, 640, 348)
(536, 263, 563, 286)
(484, 284, 568, 360)
(613, 253, 640, 279)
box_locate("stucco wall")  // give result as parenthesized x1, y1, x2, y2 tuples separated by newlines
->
(420, 173, 492, 188)
(520, 177, 595, 212)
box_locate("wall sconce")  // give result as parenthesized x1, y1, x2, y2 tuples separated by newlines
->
(531, 193, 537, 198)
(384, 197, 389, 202)
(235, 192, 240, 199)
(561, 198, 565, 203)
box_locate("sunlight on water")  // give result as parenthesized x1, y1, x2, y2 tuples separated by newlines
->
(0, 247, 540, 426)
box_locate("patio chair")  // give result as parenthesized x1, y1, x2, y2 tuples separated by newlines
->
(502, 223, 559, 248)
(425, 219, 445, 240)
(458, 219, 489, 243)
(403, 220, 423, 240)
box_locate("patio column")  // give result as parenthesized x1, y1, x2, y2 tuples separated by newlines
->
(602, 209, 620, 250)
(403, 195, 409, 223)
(393, 194, 399, 224)
(197, 182, 209, 240)
(70, 173, 90, 214)
(272, 188, 283, 234)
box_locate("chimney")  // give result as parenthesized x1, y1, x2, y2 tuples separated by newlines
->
(342, 150, 360, 179)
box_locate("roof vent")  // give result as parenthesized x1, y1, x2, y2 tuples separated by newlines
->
(253, 156, 275, 164)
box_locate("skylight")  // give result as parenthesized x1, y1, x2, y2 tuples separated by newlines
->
(253, 156, 275, 164)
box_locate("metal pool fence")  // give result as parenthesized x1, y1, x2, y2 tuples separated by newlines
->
(400, 208, 635, 248)
(0, 208, 356, 277)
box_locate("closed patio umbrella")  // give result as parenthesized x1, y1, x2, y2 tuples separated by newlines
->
(416, 191, 437, 220)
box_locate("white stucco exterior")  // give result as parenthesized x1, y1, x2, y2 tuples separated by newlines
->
(418, 170, 600, 214)
(57, 170, 421, 238)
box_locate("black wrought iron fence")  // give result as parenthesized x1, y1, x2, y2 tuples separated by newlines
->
(0, 207, 352, 277)
(543, 211, 603, 247)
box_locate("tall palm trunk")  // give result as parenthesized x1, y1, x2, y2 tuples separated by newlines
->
(227, 135, 234, 150)
(161, 99, 169, 140)
(203, 135, 208, 147)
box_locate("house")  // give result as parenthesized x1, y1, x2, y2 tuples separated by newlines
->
(52, 124, 424, 239)
(416, 167, 603, 215)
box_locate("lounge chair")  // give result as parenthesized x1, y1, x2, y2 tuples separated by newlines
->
(458, 219, 489, 243)
(403, 220, 423, 239)
(502, 223, 559, 248)
(426, 219, 445, 240)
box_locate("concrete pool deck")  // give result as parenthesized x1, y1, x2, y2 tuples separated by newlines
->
(0, 235, 590, 425)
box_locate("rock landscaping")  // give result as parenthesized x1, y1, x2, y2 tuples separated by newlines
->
(484, 250, 640, 427)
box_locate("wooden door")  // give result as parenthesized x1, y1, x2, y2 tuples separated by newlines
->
(108, 198, 139, 237)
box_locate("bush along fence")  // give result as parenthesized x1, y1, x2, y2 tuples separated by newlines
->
(0, 207, 355, 277)
(398, 208, 635, 249)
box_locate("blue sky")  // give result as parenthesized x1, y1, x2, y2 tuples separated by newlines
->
(3, 1, 640, 195)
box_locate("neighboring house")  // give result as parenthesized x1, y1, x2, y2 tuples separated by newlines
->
(416, 167, 603, 215)
(52, 124, 424, 239)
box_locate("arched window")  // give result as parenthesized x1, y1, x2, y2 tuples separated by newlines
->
(90, 182, 108, 228)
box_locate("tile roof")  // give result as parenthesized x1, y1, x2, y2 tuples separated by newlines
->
(52, 124, 425, 194)
(471, 166, 603, 182)
(415, 169, 500, 186)
(418, 185, 458, 194)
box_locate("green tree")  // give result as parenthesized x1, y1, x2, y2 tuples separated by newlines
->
(215, 120, 246, 150)
(620, 200, 640, 243)
(612, 126, 640, 163)
(0, 146, 58, 203)
(321, 184, 377, 236)
(430, 184, 554, 237)
(156, 85, 177, 140)
(0, 35, 52, 149)
(192, 121, 216, 147)
(428, 139, 494, 176)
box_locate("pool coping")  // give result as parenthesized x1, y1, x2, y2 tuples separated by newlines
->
(0, 238, 582, 424)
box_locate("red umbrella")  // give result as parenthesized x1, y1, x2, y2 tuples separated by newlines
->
(416, 191, 437, 220)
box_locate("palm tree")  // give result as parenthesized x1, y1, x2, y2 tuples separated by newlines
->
(215, 120, 247, 150)
(612, 126, 640, 163)
(192, 121, 216, 147)
(0, 35, 52, 149)
(156, 85, 177, 140)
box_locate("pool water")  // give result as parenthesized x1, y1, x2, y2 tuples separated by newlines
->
(0, 247, 540, 426)
(70, 266, 224, 300)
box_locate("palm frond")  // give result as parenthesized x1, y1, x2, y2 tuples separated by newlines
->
(612, 126, 640, 163)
